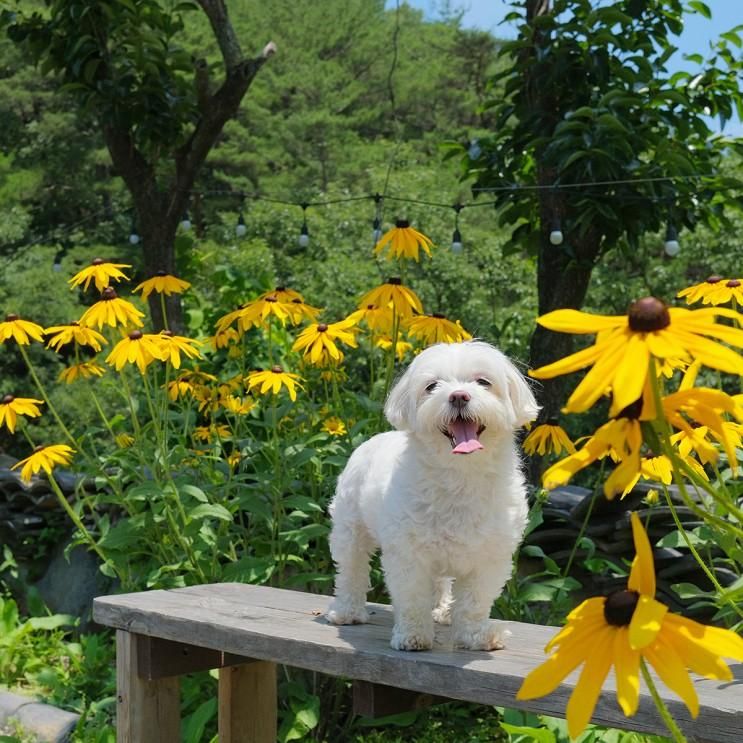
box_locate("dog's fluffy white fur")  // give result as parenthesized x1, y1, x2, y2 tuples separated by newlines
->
(326, 340, 539, 651)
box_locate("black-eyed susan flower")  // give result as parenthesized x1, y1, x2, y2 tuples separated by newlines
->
(133, 271, 191, 300)
(115, 433, 135, 448)
(705, 278, 743, 305)
(12, 444, 75, 483)
(78, 287, 145, 330)
(345, 304, 395, 335)
(292, 319, 358, 365)
(45, 322, 106, 352)
(286, 298, 323, 325)
(522, 420, 576, 457)
(106, 331, 165, 374)
(215, 295, 295, 335)
(529, 297, 743, 417)
(246, 366, 303, 402)
(59, 361, 106, 383)
(406, 313, 472, 345)
(155, 331, 202, 369)
(359, 278, 423, 320)
(517, 512, 743, 739)
(0, 395, 43, 433)
(193, 424, 231, 443)
(167, 377, 196, 401)
(0, 314, 45, 345)
(322, 417, 347, 436)
(258, 286, 304, 303)
(220, 395, 256, 415)
(374, 220, 434, 261)
(209, 327, 241, 350)
(676, 275, 725, 305)
(69, 258, 131, 293)
(375, 335, 412, 361)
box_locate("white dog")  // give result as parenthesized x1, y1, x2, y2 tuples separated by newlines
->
(326, 340, 539, 651)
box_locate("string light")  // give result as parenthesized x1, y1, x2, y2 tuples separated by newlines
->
(128, 222, 140, 245)
(180, 211, 192, 231)
(372, 193, 383, 243)
(298, 204, 309, 248)
(549, 219, 564, 245)
(235, 212, 247, 238)
(451, 204, 463, 253)
(664, 223, 680, 257)
(467, 139, 481, 160)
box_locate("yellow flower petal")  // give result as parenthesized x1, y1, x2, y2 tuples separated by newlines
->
(536, 309, 625, 334)
(613, 628, 640, 717)
(628, 595, 667, 650)
(644, 636, 699, 718)
(628, 512, 656, 597)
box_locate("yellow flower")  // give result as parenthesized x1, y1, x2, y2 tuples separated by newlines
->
(155, 332, 202, 369)
(0, 395, 43, 433)
(529, 297, 743, 416)
(106, 331, 165, 374)
(345, 304, 395, 335)
(258, 286, 304, 303)
(59, 361, 106, 383)
(286, 298, 323, 325)
(643, 488, 660, 505)
(12, 444, 75, 484)
(209, 327, 240, 350)
(375, 335, 412, 361)
(246, 366, 303, 402)
(322, 417, 347, 436)
(45, 322, 106, 352)
(79, 288, 145, 330)
(292, 319, 358, 365)
(220, 396, 256, 415)
(215, 295, 296, 335)
(522, 421, 576, 457)
(358, 278, 423, 320)
(517, 512, 743, 739)
(132, 272, 191, 300)
(115, 433, 135, 448)
(374, 220, 434, 261)
(677, 276, 743, 306)
(670, 426, 719, 466)
(193, 424, 231, 443)
(0, 314, 45, 345)
(167, 378, 196, 401)
(406, 313, 472, 345)
(227, 450, 242, 469)
(69, 258, 131, 292)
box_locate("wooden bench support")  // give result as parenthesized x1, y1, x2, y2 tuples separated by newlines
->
(219, 662, 277, 743)
(116, 631, 180, 743)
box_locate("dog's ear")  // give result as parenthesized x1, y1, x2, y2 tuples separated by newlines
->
(503, 363, 540, 428)
(384, 368, 415, 430)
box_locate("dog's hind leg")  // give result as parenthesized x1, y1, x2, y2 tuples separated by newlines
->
(326, 521, 374, 626)
(432, 577, 453, 625)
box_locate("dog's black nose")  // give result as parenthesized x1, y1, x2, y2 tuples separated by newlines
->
(449, 390, 471, 409)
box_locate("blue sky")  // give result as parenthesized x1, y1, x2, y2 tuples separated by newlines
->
(399, 1, 742, 132)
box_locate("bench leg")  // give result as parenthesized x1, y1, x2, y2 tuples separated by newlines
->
(218, 661, 277, 742)
(116, 631, 181, 743)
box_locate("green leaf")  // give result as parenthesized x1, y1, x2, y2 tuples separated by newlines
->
(688, 1, 712, 19)
(182, 698, 217, 743)
(189, 503, 233, 522)
(27, 614, 76, 630)
(501, 722, 556, 743)
(223, 557, 275, 584)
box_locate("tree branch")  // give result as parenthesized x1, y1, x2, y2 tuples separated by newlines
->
(195, 0, 244, 71)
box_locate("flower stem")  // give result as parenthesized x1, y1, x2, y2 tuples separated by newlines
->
(640, 658, 689, 743)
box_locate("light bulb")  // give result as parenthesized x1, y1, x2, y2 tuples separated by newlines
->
(664, 224, 679, 257)
(467, 139, 481, 160)
(180, 213, 192, 231)
(451, 228, 463, 254)
(298, 222, 309, 248)
(235, 213, 247, 238)
(549, 229, 564, 245)
(372, 217, 382, 243)
(129, 232, 140, 245)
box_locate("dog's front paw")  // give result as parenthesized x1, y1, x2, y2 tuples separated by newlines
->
(453, 621, 510, 651)
(325, 599, 368, 626)
(390, 626, 433, 651)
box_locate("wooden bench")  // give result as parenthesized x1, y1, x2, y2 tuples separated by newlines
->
(93, 583, 743, 743)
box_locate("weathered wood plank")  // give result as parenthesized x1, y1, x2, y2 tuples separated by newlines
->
(218, 661, 277, 743)
(95, 584, 743, 743)
(116, 631, 180, 743)
(136, 635, 253, 680)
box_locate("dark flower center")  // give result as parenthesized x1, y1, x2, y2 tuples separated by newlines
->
(546, 416, 559, 426)
(395, 219, 410, 229)
(2, 394, 14, 404)
(92, 258, 104, 266)
(33, 445, 45, 453)
(387, 277, 402, 285)
(366, 304, 376, 310)
(276, 286, 286, 292)
(156, 270, 167, 277)
(102, 287, 117, 300)
(604, 590, 639, 626)
(265, 296, 277, 303)
(161, 330, 174, 337)
(317, 323, 328, 332)
(128, 330, 143, 340)
(271, 365, 283, 374)
(432, 313, 447, 319)
(727, 279, 740, 288)
(292, 299, 302, 304)
(617, 397, 643, 420)
(5, 314, 19, 322)
(627, 297, 670, 332)
(706, 275, 723, 284)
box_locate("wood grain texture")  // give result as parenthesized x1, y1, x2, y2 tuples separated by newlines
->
(218, 662, 277, 743)
(96, 584, 743, 743)
(116, 631, 180, 743)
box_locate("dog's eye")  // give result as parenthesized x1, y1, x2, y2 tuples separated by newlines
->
(476, 378, 492, 388)
(425, 381, 439, 393)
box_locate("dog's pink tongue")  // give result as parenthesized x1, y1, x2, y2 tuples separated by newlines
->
(450, 419, 484, 454)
